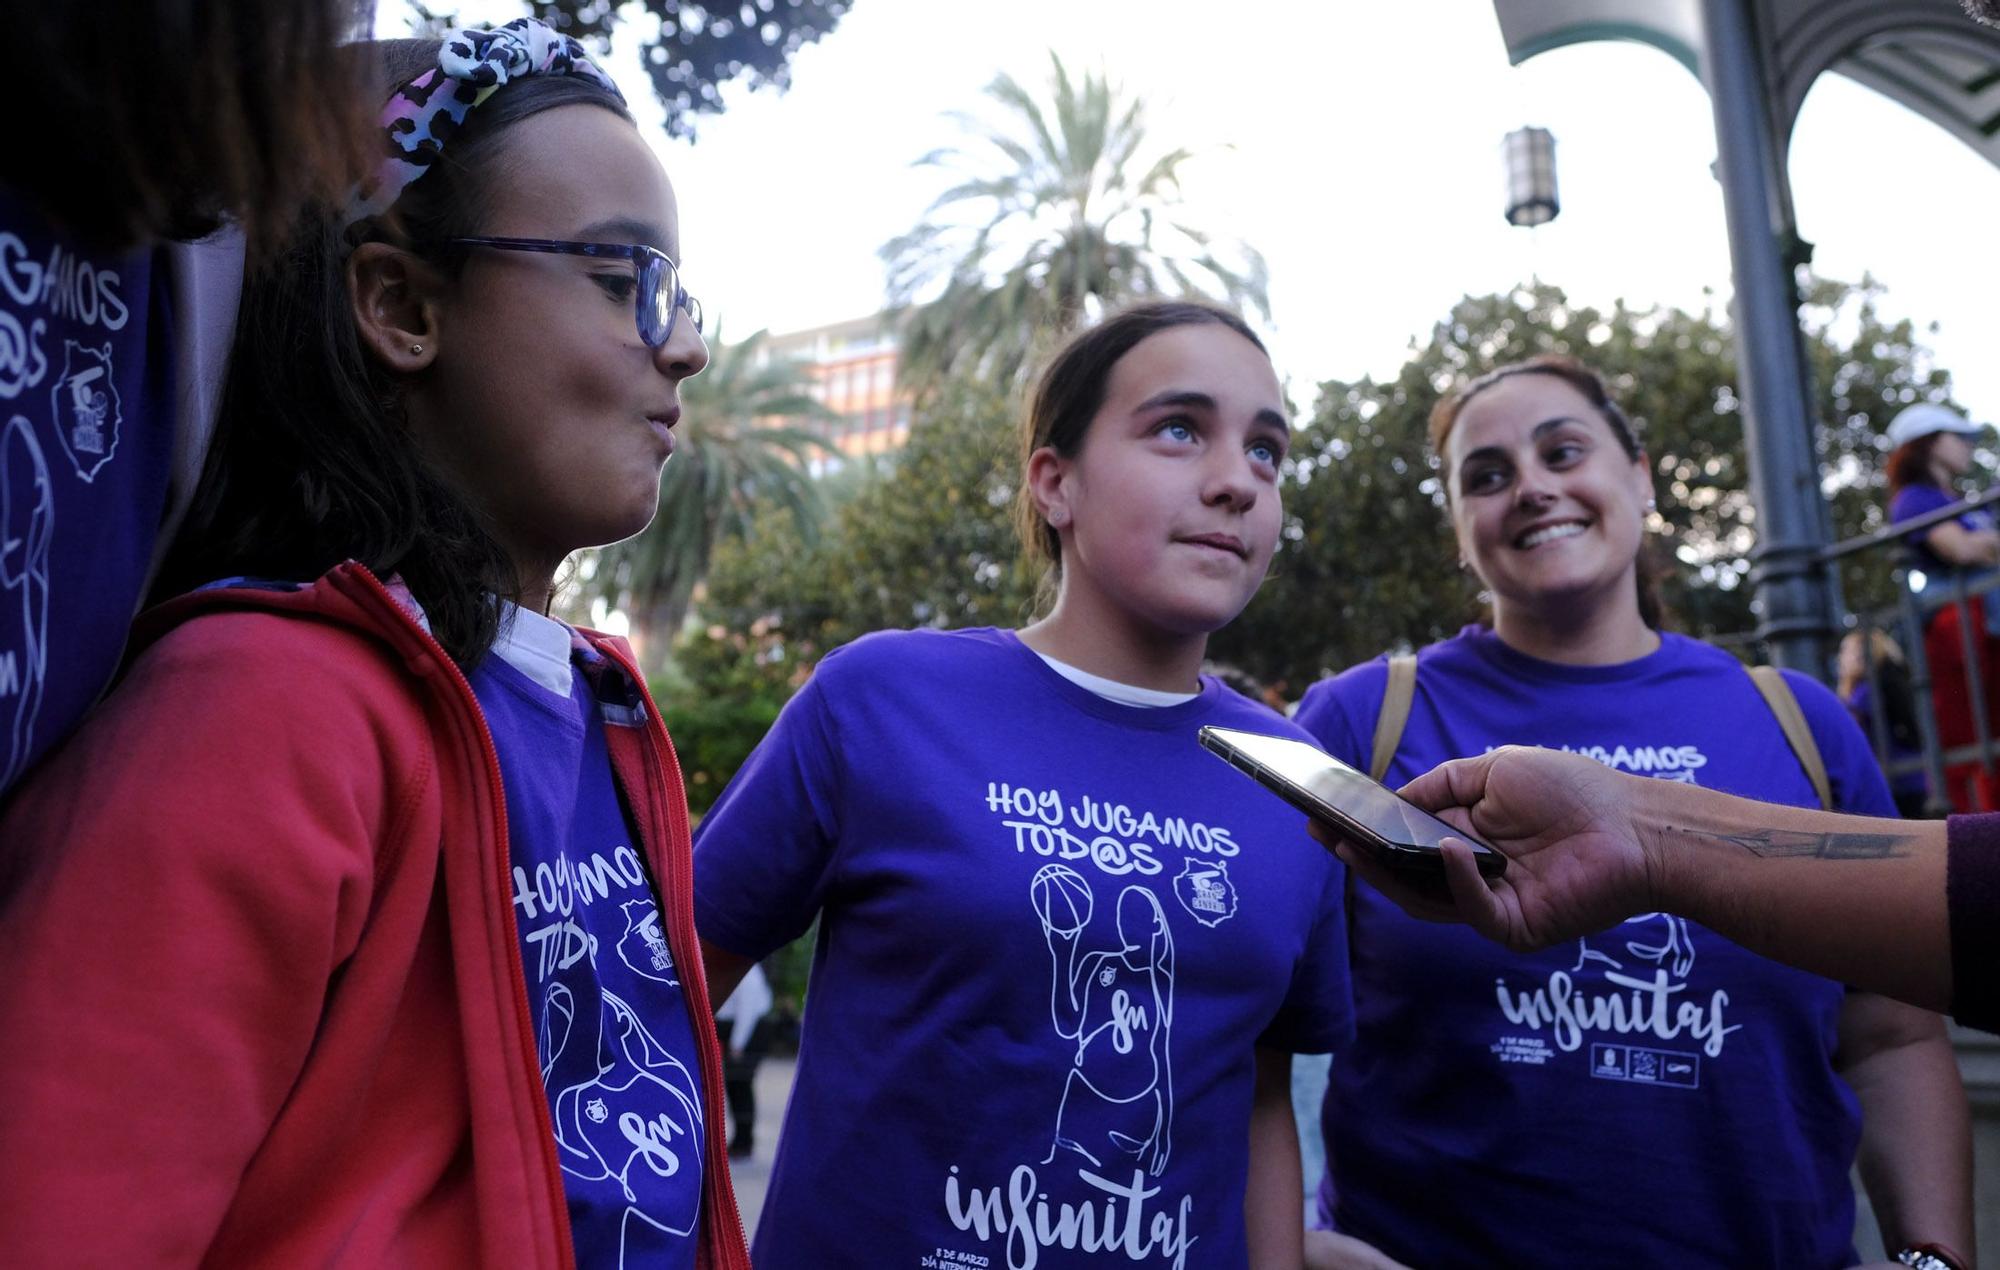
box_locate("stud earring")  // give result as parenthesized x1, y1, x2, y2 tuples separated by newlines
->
(409, 343, 424, 355)
(1049, 508, 1069, 528)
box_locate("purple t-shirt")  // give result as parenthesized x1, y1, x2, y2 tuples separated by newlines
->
(0, 185, 174, 797)
(471, 645, 705, 1270)
(694, 627, 1355, 1270)
(1295, 627, 1895, 1269)
(1891, 483, 1995, 576)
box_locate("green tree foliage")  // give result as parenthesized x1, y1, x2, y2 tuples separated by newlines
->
(583, 324, 830, 666)
(1215, 278, 1965, 689)
(411, 0, 851, 137)
(659, 377, 1033, 804)
(882, 52, 1269, 391)
(702, 374, 1036, 653)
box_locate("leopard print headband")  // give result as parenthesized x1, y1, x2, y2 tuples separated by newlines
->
(347, 17, 625, 222)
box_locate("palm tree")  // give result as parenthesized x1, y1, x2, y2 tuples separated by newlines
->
(582, 323, 831, 666)
(882, 52, 1269, 390)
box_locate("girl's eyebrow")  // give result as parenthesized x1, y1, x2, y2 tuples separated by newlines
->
(575, 216, 672, 249)
(1134, 389, 1288, 431)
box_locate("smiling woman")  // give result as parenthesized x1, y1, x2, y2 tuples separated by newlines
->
(1294, 353, 1972, 1269)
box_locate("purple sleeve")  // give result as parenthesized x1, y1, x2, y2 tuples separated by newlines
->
(691, 673, 846, 960)
(1890, 484, 1953, 541)
(1260, 853, 1357, 1053)
(1293, 660, 1387, 768)
(1947, 813, 2000, 1033)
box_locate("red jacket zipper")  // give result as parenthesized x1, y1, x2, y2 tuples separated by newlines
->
(334, 566, 580, 1269)
(594, 639, 752, 1268)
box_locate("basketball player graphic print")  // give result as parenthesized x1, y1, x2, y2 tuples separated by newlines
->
(1032, 863, 1176, 1176)
(533, 887, 704, 1264)
(0, 416, 52, 790)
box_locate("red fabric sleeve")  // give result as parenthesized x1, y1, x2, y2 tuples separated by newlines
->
(0, 612, 428, 1260)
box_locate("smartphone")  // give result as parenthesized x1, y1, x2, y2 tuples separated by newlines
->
(1197, 725, 1506, 878)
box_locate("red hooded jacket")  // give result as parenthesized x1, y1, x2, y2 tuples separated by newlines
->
(0, 563, 750, 1268)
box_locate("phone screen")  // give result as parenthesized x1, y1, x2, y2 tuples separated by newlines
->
(1199, 726, 1503, 874)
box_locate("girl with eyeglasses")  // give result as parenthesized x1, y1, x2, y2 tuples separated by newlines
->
(0, 23, 750, 1269)
(692, 301, 1364, 1268)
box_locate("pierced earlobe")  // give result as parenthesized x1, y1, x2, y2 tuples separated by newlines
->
(410, 343, 423, 355)
(1048, 508, 1070, 529)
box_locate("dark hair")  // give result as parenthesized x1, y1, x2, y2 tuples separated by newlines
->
(1015, 300, 1269, 575)
(3, 0, 373, 253)
(1886, 433, 1944, 498)
(160, 39, 637, 666)
(1427, 353, 1669, 630)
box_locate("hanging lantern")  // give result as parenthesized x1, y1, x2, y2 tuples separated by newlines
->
(1502, 126, 1559, 227)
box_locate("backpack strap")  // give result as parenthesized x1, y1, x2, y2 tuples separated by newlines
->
(1746, 664, 1833, 811)
(1369, 654, 1419, 782)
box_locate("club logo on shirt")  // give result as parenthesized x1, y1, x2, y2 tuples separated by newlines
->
(1171, 857, 1236, 928)
(51, 340, 119, 482)
(617, 897, 678, 985)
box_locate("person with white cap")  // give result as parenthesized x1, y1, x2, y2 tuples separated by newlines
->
(1885, 402, 1996, 591)
(1885, 402, 2000, 810)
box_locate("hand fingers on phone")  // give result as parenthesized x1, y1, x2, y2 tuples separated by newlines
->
(1330, 842, 1465, 925)
(1437, 836, 1516, 942)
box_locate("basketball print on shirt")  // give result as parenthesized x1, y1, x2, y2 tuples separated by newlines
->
(1032, 864, 1176, 1176)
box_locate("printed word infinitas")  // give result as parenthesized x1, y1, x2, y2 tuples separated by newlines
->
(944, 1164, 1196, 1270)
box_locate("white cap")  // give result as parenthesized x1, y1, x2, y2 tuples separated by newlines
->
(1886, 402, 1985, 447)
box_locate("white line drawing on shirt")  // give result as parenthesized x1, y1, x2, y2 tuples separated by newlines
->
(1572, 912, 1696, 978)
(540, 979, 704, 1259)
(1032, 863, 1176, 1176)
(1, 415, 52, 789)
(615, 897, 678, 986)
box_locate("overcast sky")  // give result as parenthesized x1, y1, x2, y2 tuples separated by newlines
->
(389, 1, 2000, 423)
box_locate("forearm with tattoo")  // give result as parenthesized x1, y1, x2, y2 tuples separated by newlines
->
(1691, 828, 1920, 861)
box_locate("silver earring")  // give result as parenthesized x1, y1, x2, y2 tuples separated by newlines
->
(409, 343, 424, 355)
(1049, 508, 1069, 528)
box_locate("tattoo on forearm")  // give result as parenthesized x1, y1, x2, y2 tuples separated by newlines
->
(1699, 828, 1915, 860)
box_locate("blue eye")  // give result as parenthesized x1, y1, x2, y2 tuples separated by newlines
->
(1248, 438, 1284, 467)
(1156, 418, 1196, 443)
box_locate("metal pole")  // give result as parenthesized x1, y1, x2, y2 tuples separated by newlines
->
(1697, 0, 1836, 677)
(1900, 580, 1951, 817)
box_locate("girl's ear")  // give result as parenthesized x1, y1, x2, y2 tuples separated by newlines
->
(1024, 445, 1073, 531)
(347, 242, 443, 373)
